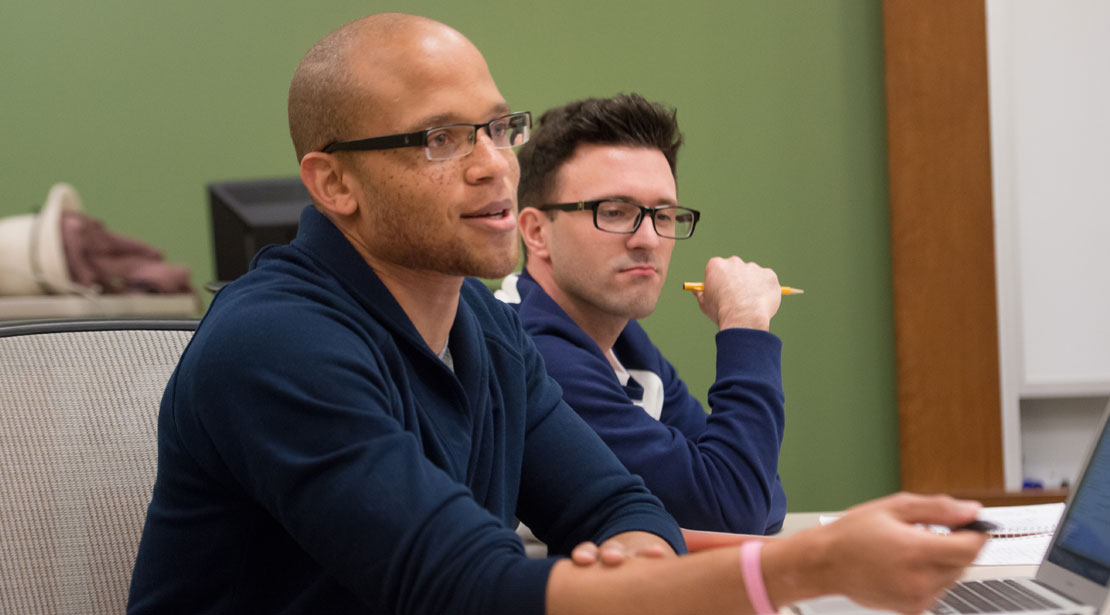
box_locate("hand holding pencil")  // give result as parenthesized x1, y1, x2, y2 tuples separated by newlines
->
(687, 256, 792, 332)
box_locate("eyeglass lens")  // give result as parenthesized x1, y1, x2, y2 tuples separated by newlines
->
(595, 201, 697, 238)
(425, 114, 531, 160)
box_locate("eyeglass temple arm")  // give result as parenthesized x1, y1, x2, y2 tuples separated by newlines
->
(322, 132, 425, 153)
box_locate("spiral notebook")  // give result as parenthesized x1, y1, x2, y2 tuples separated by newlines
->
(975, 503, 1065, 538)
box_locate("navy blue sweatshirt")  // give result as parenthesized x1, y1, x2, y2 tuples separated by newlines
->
(507, 270, 786, 534)
(128, 206, 682, 614)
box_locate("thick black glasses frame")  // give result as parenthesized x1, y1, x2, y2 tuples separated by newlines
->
(320, 112, 531, 155)
(534, 199, 701, 239)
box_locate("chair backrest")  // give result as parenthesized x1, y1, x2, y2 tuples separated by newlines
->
(0, 319, 197, 614)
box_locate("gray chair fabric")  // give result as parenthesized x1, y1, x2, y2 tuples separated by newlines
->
(0, 319, 196, 614)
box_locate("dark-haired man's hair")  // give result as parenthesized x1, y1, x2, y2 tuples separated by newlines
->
(516, 93, 684, 209)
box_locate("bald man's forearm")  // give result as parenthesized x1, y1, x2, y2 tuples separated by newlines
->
(545, 493, 989, 615)
(547, 546, 758, 615)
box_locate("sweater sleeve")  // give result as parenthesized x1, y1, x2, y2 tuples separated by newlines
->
(531, 323, 787, 535)
(512, 323, 686, 556)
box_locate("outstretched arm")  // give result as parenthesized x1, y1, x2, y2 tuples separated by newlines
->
(546, 493, 988, 615)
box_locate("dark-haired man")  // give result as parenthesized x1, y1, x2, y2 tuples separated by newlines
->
(502, 93, 786, 534)
(129, 13, 987, 615)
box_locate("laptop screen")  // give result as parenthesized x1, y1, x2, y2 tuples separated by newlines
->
(1047, 410, 1110, 585)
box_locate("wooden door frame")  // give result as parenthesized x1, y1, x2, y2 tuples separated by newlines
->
(882, 0, 1005, 494)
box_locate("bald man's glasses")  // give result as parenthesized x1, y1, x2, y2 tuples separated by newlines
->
(321, 112, 531, 161)
(534, 200, 701, 239)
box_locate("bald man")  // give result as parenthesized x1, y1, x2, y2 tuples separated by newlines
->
(128, 14, 988, 615)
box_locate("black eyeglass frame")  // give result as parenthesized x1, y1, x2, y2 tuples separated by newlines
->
(320, 111, 532, 160)
(534, 199, 701, 239)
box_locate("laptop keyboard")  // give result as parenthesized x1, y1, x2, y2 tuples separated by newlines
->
(932, 580, 1064, 614)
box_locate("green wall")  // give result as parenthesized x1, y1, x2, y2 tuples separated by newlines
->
(1, 1, 899, 511)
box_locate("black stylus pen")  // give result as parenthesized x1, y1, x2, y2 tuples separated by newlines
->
(950, 519, 998, 533)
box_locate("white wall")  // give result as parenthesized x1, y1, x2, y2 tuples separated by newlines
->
(988, 0, 1110, 489)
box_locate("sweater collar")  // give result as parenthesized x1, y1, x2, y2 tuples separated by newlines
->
(294, 205, 469, 361)
(514, 269, 611, 356)
(514, 269, 649, 370)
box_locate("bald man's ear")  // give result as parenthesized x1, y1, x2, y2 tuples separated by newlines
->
(518, 207, 552, 262)
(300, 152, 359, 217)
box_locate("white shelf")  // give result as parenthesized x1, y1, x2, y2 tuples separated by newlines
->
(0, 294, 200, 321)
(1020, 396, 1109, 489)
(1020, 381, 1110, 399)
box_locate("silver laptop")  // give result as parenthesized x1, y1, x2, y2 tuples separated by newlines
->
(793, 401, 1110, 615)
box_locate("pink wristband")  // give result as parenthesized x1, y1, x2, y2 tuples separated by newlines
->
(740, 540, 776, 615)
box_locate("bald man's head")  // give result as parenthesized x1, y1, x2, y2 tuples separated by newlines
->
(287, 13, 470, 162)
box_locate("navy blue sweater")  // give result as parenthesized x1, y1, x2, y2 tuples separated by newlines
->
(508, 270, 786, 534)
(128, 207, 682, 614)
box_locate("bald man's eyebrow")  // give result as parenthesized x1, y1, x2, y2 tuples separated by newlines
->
(408, 103, 514, 132)
(486, 102, 513, 118)
(408, 113, 457, 130)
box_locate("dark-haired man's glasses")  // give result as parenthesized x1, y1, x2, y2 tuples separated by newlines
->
(320, 111, 531, 161)
(534, 199, 700, 239)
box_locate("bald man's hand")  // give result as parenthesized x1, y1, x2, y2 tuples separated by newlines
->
(569, 531, 675, 567)
(765, 493, 988, 615)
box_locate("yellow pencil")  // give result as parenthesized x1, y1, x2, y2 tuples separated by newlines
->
(682, 282, 805, 295)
